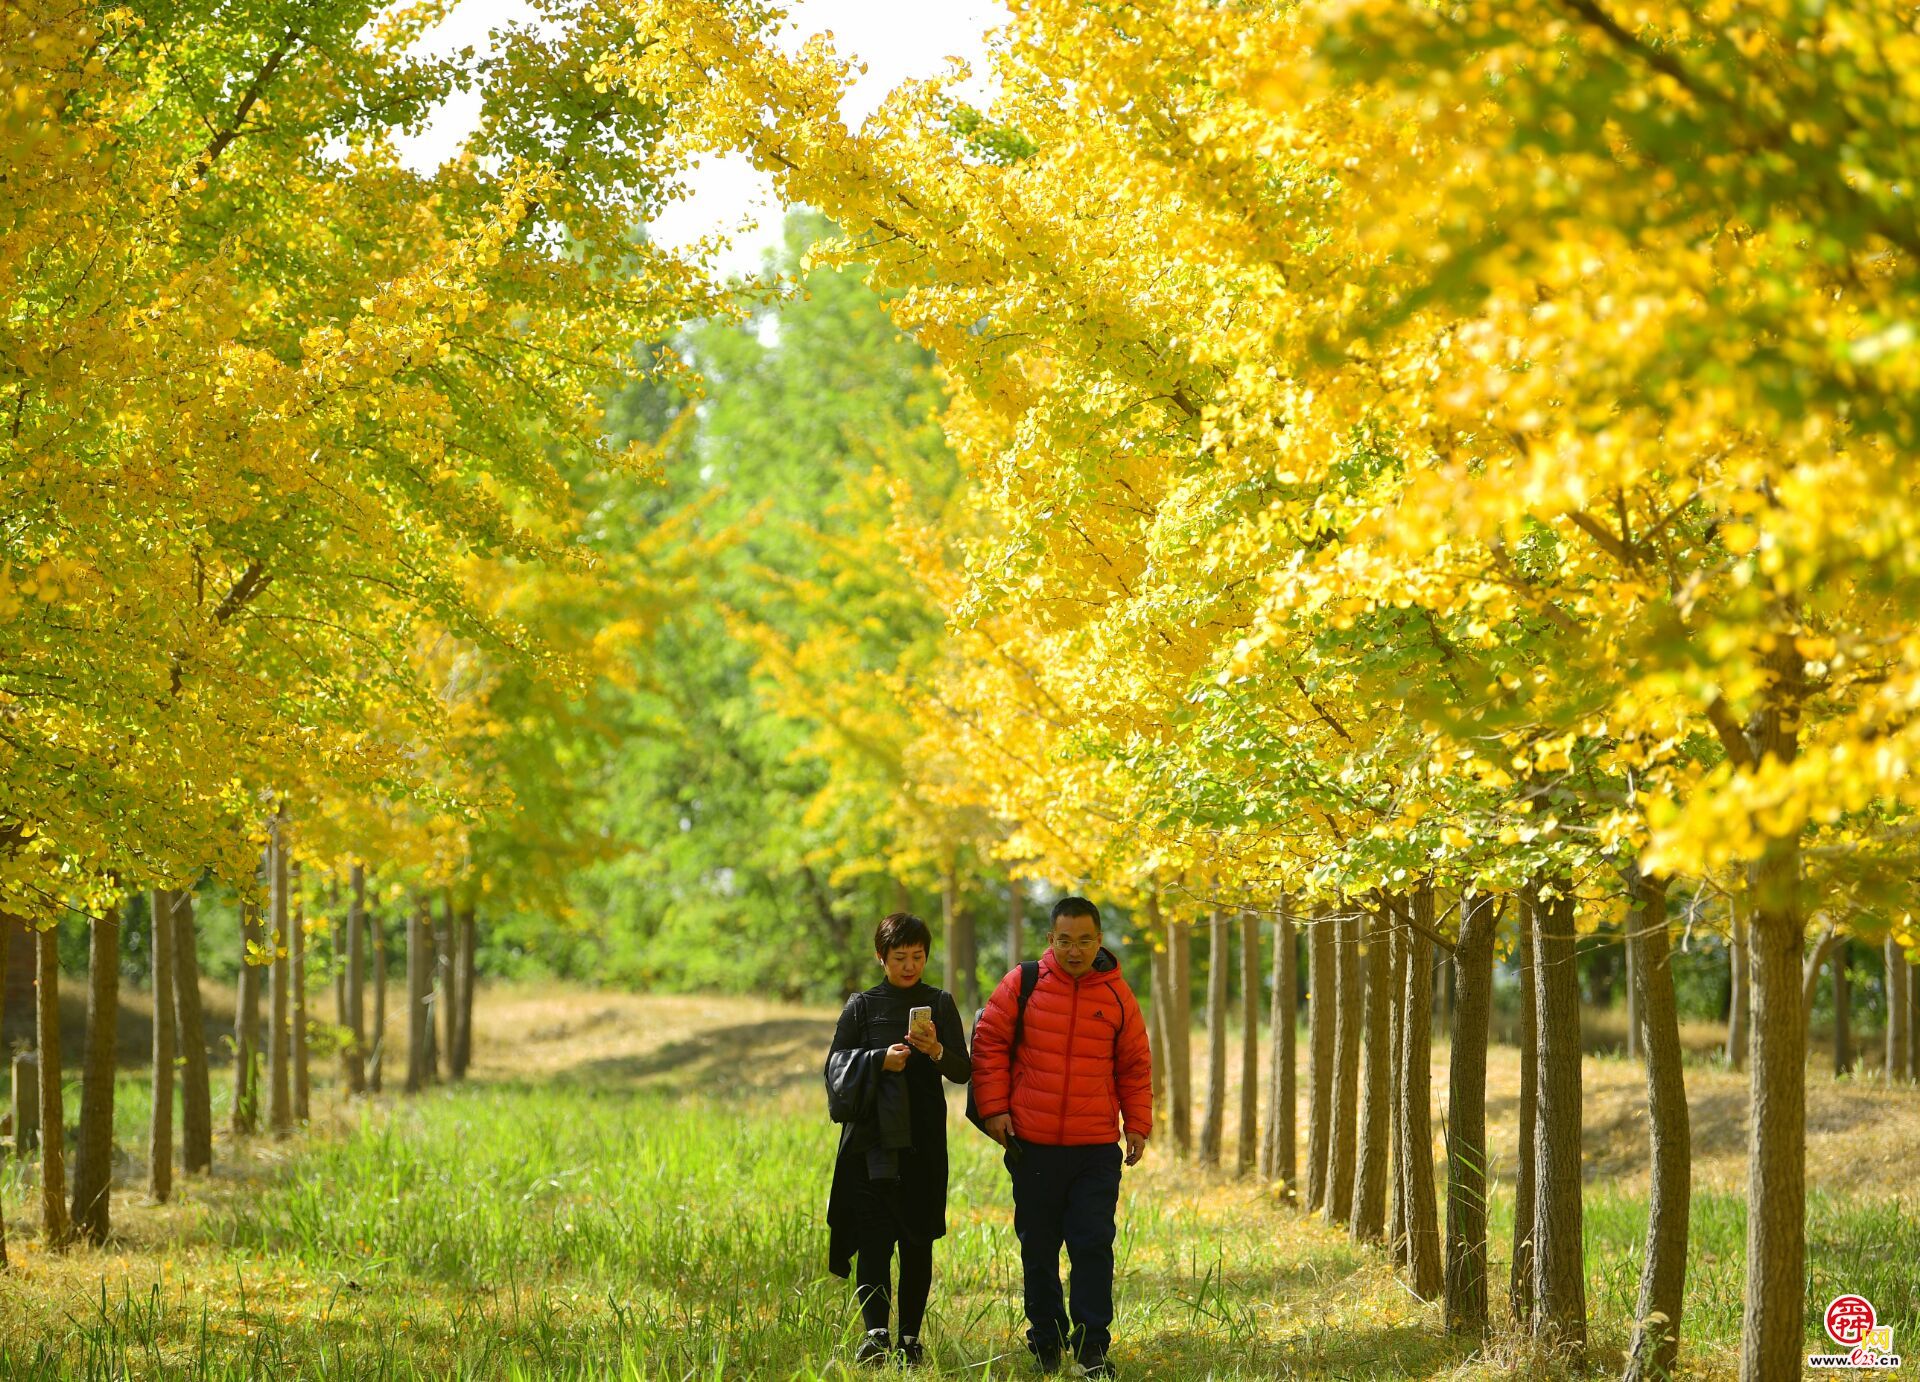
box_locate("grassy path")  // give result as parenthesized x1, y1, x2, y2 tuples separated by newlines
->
(0, 986, 1915, 1378)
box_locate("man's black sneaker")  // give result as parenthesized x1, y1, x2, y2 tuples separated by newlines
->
(896, 1335, 926, 1368)
(854, 1329, 891, 1366)
(1080, 1354, 1118, 1380)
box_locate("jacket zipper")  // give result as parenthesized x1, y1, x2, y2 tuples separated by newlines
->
(1058, 973, 1082, 1143)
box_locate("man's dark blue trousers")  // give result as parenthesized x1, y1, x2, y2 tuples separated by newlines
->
(1005, 1140, 1123, 1360)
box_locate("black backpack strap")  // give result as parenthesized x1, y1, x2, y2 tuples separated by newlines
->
(1008, 960, 1040, 1063)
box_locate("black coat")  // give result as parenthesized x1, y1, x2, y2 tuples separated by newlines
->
(824, 981, 971, 1277)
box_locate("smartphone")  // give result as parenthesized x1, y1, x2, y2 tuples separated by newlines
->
(908, 1005, 935, 1043)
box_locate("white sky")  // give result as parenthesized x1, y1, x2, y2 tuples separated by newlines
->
(395, 1, 1005, 276)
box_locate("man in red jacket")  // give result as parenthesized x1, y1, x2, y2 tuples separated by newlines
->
(974, 896, 1153, 1378)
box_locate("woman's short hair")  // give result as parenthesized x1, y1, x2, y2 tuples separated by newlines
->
(875, 912, 933, 955)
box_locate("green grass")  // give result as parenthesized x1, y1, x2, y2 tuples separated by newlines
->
(2, 1064, 1916, 1378)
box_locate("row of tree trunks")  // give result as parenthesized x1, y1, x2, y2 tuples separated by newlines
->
(1305, 913, 1335, 1212)
(1443, 893, 1496, 1333)
(70, 904, 120, 1244)
(1199, 912, 1229, 1167)
(1625, 868, 1691, 1382)
(1238, 911, 1260, 1176)
(1259, 909, 1296, 1191)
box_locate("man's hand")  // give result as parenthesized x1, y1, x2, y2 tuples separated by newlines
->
(1124, 1130, 1148, 1166)
(882, 1043, 911, 1072)
(983, 1113, 1012, 1146)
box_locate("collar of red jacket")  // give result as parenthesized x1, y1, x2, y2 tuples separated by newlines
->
(1039, 945, 1122, 984)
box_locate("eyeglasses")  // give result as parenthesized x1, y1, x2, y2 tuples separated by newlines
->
(1052, 936, 1099, 951)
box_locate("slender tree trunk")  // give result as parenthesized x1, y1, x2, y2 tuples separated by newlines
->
(1239, 911, 1260, 1176)
(1909, 957, 1919, 1081)
(1625, 927, 1641, 1063)
(1727, 901, 1750, 1070)
(1306, 914, 1336, 1211)
(406, 900, 429, 1094)
(36, 926, 70, 1247)
(1199, 912, 1229, 1167)
(233, 897, 262, 1135)
(1399, 890, 1442, 1299)
(1888, 939, 1911, 1083)
(267, 814, 292, 1136)
(1261, 909, 1297, 1191)
(1530, 883, 1586, 1352)
(291, 872, 309, 1122)
(0, 923, 8, 1266)
(71, 907, 120, 1244)
(1511, 909, 1538, 1329)
(435, 893, 454, 1080)
(370, 901, 387, 1093)
(1831, 940, 1851, 1076)
(1149, 940, 1170, 1120)
(148, 890, 175, 1204)
(1328, 910, 1361, 1224)
(172, 893, 211, 1173)
(1007, 877, 1026, 973)
(345, 865, 366, 1094)
(1388, 913, 1408, 1264)
(1433, 943, 1452, 1038)
(941, 863, 978, 1016)
(1170, 913, 1193, 1156)
(454, 904, 476, 1078)
(1353, 905, 1392, 1242)
(1626, 869, 1690, 1382)
(1444, 893, 1496, 1334)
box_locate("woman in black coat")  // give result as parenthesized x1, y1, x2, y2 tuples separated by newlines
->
(824, 912, 972, 1368)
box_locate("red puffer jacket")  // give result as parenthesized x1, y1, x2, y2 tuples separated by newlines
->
(971, 947, 1154, 1147)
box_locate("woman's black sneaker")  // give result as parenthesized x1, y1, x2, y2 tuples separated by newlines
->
(896, 1336, 926, 1368)
(854, 1329, 891, 1366)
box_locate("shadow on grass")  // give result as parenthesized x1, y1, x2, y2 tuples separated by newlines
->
(542, 1016, 838, 1094)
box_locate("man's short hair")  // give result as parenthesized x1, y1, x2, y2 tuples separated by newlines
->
(1049, 896, 1101, 928)
(875, 912, 933, 954)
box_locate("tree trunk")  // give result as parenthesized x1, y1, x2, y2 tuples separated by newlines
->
(233, 896, 262, 1135)
(1530, 882, 1586, 1352)
(406, 899, 429, 1094)
(148, 890, 175, 1204)
(1149, 940, 1170, 1121)
(1388, 913, 1408, 1265)
(1444, 893, 1496, 1334)
(1910, 954, 1919, 1081)
(1398, 889, 1442, 1299)
(1306, 914, 1336, 1211)
(12, 1051, 36, 1158)
(172, 893, 211, 1174)
(1199, 912, 1229, 1167)
(454, 904, 476, 1078)
(370, 900, 387, 1093)
(1007, 877, 1026, 973)
(36, 926, 70, 1247)
(1328, 910, 1361, 1224)
(1888, 939, 1911, 1083)
(267, 814, 292, 1136)
(1433, 943, 1453, 1038)
(1261, 910, 1297, 1191)
(433, 894, 452, 1080)
(1511, 910, 1537, 1328)
(1831, 940, 1851, 1076)
(941, 863, 978, 1017)
(71, 907, 120, 1245)
(291, 871, 309, 1123)
(1626, 869, 1690, 1382)
(1353, 905, 1392, 1242)
(0, 925, 7, 1266)
(1169, 913, 1193, 1156)
(1727, 901, 1749, 1070)
(1624, 927, 1640, 1063)
(345, 864, 367, 1094)
(1239, 911, 1260, 1176)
